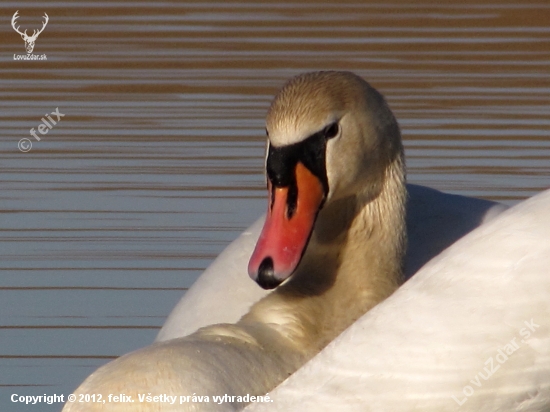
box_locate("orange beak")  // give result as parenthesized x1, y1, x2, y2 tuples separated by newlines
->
(248, 162, 325, 289)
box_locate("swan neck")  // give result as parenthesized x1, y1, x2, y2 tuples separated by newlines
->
(242, 152, 406, 356)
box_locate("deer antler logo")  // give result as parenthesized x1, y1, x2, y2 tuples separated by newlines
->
(11, 11, 49, 54)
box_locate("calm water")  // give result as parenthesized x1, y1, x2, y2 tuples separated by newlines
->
(0, 1, 549, 410)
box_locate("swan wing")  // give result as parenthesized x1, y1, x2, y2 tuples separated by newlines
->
(245, 189, 550, 412)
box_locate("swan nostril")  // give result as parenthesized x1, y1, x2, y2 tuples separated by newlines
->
(257, 257, 282, 290)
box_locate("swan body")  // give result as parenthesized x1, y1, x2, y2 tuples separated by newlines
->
(158, 184, 507, 341)
(244, 188, 550, 412)
(64, 71, 412, 411)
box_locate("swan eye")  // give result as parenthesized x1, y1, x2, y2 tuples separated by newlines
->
(324, 122, 339, 139)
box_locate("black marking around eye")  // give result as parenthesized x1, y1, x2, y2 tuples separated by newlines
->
(265, 125, 332, 197)
(266, 142, 299, 188)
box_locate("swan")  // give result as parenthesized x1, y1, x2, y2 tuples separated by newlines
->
(243, 187, 550, 412)
(63, 70, 508, 412)
(64, 70, 411, 411)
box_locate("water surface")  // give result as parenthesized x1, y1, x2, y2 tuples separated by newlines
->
(0, 1, 548, 410)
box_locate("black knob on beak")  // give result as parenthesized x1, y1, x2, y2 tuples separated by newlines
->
(256, 257, 283, 290)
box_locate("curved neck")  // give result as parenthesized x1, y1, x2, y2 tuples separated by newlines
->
(240, 153, 406, 358)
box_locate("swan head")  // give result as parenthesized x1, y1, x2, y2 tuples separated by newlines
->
(248, 71, 403, 289)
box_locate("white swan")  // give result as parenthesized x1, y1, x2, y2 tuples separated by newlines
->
(64, 71, 409, 411)
(244, 187, 550, 412)
(63, 71, 508, 412)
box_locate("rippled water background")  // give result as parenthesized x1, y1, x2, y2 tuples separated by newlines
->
(0, 1, 549, 410)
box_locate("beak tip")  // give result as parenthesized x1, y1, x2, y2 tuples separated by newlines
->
(252, 256, 284, 290)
